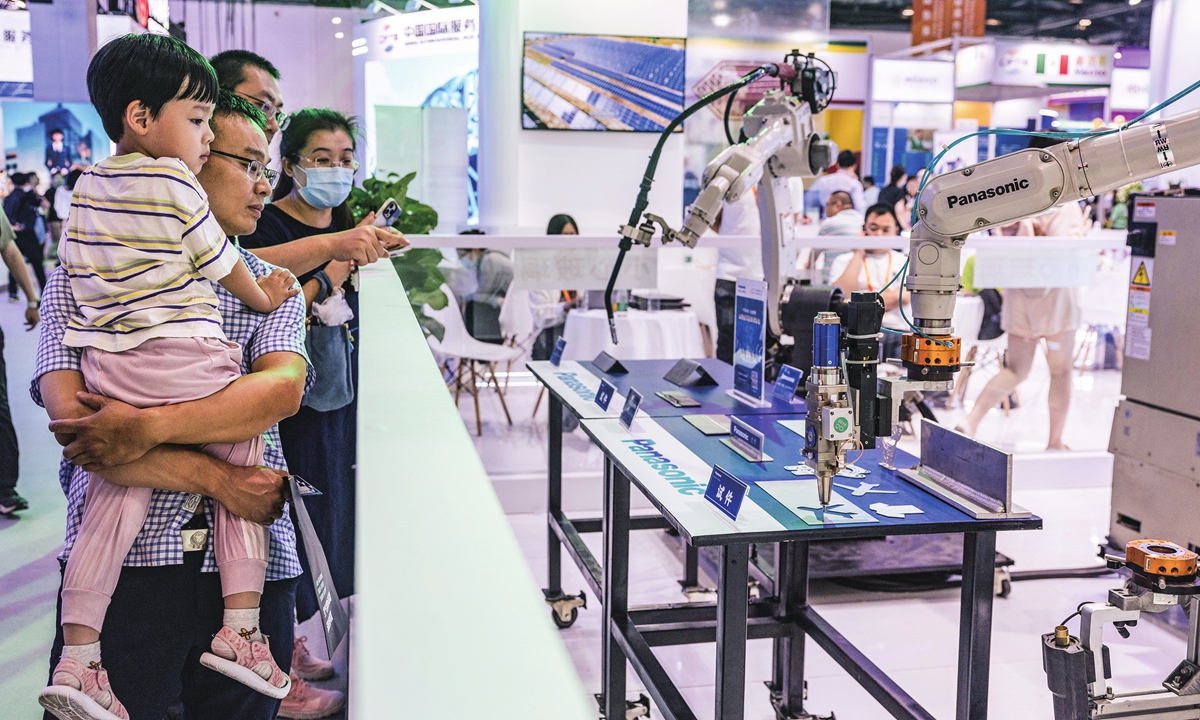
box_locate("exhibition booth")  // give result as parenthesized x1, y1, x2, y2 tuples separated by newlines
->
(5, 0, 1200, 719)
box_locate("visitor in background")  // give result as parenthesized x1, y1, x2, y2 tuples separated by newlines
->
(957, 175, 1084, 448)
(876, 165, 907, 209)
(462, 241, 513, 344)
(211, 50, 288, 143)
(896, 169, 929, 231)
(827, 203, 909, 360)
(807, 149, 866, 212)
(813, 190, 864, 284)
(4, 172, 47, 301)
(0, 201, 40, 516)
(863, 175, 879, 207)
(529, 213, 579, 361)
(240, 108, 404, 719)
(713, 190, 762, 364)
(45, 129, 73, 178)
(47, 169, 81, 262)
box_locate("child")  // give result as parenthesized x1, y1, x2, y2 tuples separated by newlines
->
(39, 35, 298, 720)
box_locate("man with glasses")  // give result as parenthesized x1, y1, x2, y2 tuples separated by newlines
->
(34, 92, 325, 720)
(210, 49, 401, 281)
(827, 203, 911, 360)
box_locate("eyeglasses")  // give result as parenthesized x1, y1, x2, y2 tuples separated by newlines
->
(236, 92, 290, 132)
(209, 149, 279, 188)
(295, 154, 360, 172)
(863, 224, 898, 235)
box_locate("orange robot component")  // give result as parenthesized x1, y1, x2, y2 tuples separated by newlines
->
(900, 334, 962, 369)
(1126, 539, 1198, 577)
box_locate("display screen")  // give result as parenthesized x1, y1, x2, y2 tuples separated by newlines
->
(522, 32, 686, 132)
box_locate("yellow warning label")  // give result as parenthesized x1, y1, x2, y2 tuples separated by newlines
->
(1132, 262, 1151, 286)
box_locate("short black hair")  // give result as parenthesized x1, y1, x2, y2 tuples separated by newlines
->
(210, 50, 281, 89)
(65, 168, 84, 190)
(50, 128, 64, 136)
(88, 34, 218, 143)
(889, 165, 907, 186)
(9, 172, 26, 186)
(211, 89, 268, 134)
(837, 149, 857, 169)
(864, 202, 901, 230)
(863, 175, 875, 187)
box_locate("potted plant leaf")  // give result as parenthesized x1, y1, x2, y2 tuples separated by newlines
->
(348, 172, 449, 340)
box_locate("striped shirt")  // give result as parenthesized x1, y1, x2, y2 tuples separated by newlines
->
(31, 251, 314, 580)
(58, 153, 241, 352)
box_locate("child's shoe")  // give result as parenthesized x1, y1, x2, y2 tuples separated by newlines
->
(38, 658, 130, 720)
(199, 625, 291, 699)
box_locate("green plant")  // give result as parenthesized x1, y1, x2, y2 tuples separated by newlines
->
(348, 172, 448, 340)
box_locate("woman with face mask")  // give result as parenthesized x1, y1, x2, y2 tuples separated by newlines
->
(239, 109, 363, 651)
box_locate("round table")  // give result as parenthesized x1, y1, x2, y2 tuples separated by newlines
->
(561, 308, 705, 361)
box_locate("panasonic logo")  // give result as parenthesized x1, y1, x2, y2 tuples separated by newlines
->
(554, 372, 595, 402)
(622, 438, 706, 495)
(945, 177, 1032, 210)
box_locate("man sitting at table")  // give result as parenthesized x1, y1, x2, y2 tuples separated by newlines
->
(826, 203, 909, 361)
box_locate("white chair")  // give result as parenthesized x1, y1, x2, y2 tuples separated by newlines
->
(424, 285, 523, 436)
(497, 286, 537, 391)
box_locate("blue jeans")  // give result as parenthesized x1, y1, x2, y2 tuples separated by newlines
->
(45, 553, 297, 720)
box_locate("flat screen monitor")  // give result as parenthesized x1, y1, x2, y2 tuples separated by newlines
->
(522, 32, 686, 132)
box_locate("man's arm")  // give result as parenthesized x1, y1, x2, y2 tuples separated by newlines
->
(40, 369, 286, 523)
(1, 238, 38, 330)
(48, 351, 307, 469)
(247, 221, 403, 277)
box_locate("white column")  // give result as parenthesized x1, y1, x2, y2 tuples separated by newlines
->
(476, 0, 522, 233)
(29, 0, 97, 103)
(1148, 0, 1200, 188)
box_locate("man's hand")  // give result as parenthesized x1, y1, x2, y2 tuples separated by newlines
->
(24, 305, 38, 330)
(326, 218, 408, 266)
(50, 392, 156, 469)
(213, 464, 289, 525)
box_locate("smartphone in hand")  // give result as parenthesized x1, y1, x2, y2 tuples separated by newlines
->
(373, 198, 402, 228)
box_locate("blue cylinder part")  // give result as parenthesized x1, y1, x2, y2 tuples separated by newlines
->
(813, 319, 840, 367)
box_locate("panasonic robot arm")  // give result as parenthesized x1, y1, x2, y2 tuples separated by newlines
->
(901, 113, 1200, 383)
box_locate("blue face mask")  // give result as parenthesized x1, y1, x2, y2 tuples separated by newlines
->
(295, 166, 354, 209)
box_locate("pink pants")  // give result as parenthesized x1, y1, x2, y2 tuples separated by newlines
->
(61, 337, 270, 632)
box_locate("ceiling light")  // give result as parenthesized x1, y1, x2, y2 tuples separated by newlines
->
(712, 13, 731, 27)
(335, 31, 344, 38)
(986, 17, 1000, 26)
(352, 46, 369, 56)
(1078, 18, 1092, 27)
(1129, 0, 1142, 5)
(352, 37, 367, 47)
(902, 8, 914, 17)
(1114, 51, 1123, 58)
(332, 16, 342, 24)
(713, 0, 727, 8)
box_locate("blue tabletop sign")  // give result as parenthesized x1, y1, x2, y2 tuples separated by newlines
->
(729, 416, 764, 462)
(595, 379, 616, 411)
(549, 337, 567, 367)
(619, 387, 643, 431)
(773, 364, 803, 402)
(704, 465, 748, 521)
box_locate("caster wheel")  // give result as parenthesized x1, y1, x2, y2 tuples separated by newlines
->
(997, 579, 1012, 598)
(553, 606, 579, 628)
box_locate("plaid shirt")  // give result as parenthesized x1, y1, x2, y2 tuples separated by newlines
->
(31, 246, 313, 580)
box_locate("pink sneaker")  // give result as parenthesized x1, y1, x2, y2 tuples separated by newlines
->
(292, 635, 335, 681)
(199, 625, 291, 699)
(38, 658, 130, 720)
(277, 673, 346, 719)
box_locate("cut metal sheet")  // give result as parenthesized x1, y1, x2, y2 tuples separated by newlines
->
(757, 479, 878, 526)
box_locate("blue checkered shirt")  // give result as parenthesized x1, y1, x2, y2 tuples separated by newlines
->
(31, 246, 312, 580)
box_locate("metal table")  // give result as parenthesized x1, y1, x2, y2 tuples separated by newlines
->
(580, 413, 1042, 720)
(527, 359, 803, 617)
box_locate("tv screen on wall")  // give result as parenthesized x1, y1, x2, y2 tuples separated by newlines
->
(522, 32, 686, 132)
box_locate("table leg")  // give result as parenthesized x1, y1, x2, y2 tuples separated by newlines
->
(956, 531, 997, 720)
(602, 458, 631, 720)
(774, 541, 808, 717)
(684, 543, 699, 588)
(546, 395, 563, 596)
(715, 543, 750, 720)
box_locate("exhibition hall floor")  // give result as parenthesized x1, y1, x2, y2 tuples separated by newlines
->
(465, 339, 1185, 720)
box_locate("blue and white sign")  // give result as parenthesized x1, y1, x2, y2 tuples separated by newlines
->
(728, 416, 764, 462)
(704, 465, 748, 521)
(732, 278, 768, 405)
(549, 337, 567, 366)
(619, 387, 643, 431)
(595, 379, 616, 411)
(772, 364, 803, 402)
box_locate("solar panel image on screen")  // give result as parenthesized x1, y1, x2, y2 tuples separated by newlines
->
(522, 33, 686, 132)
